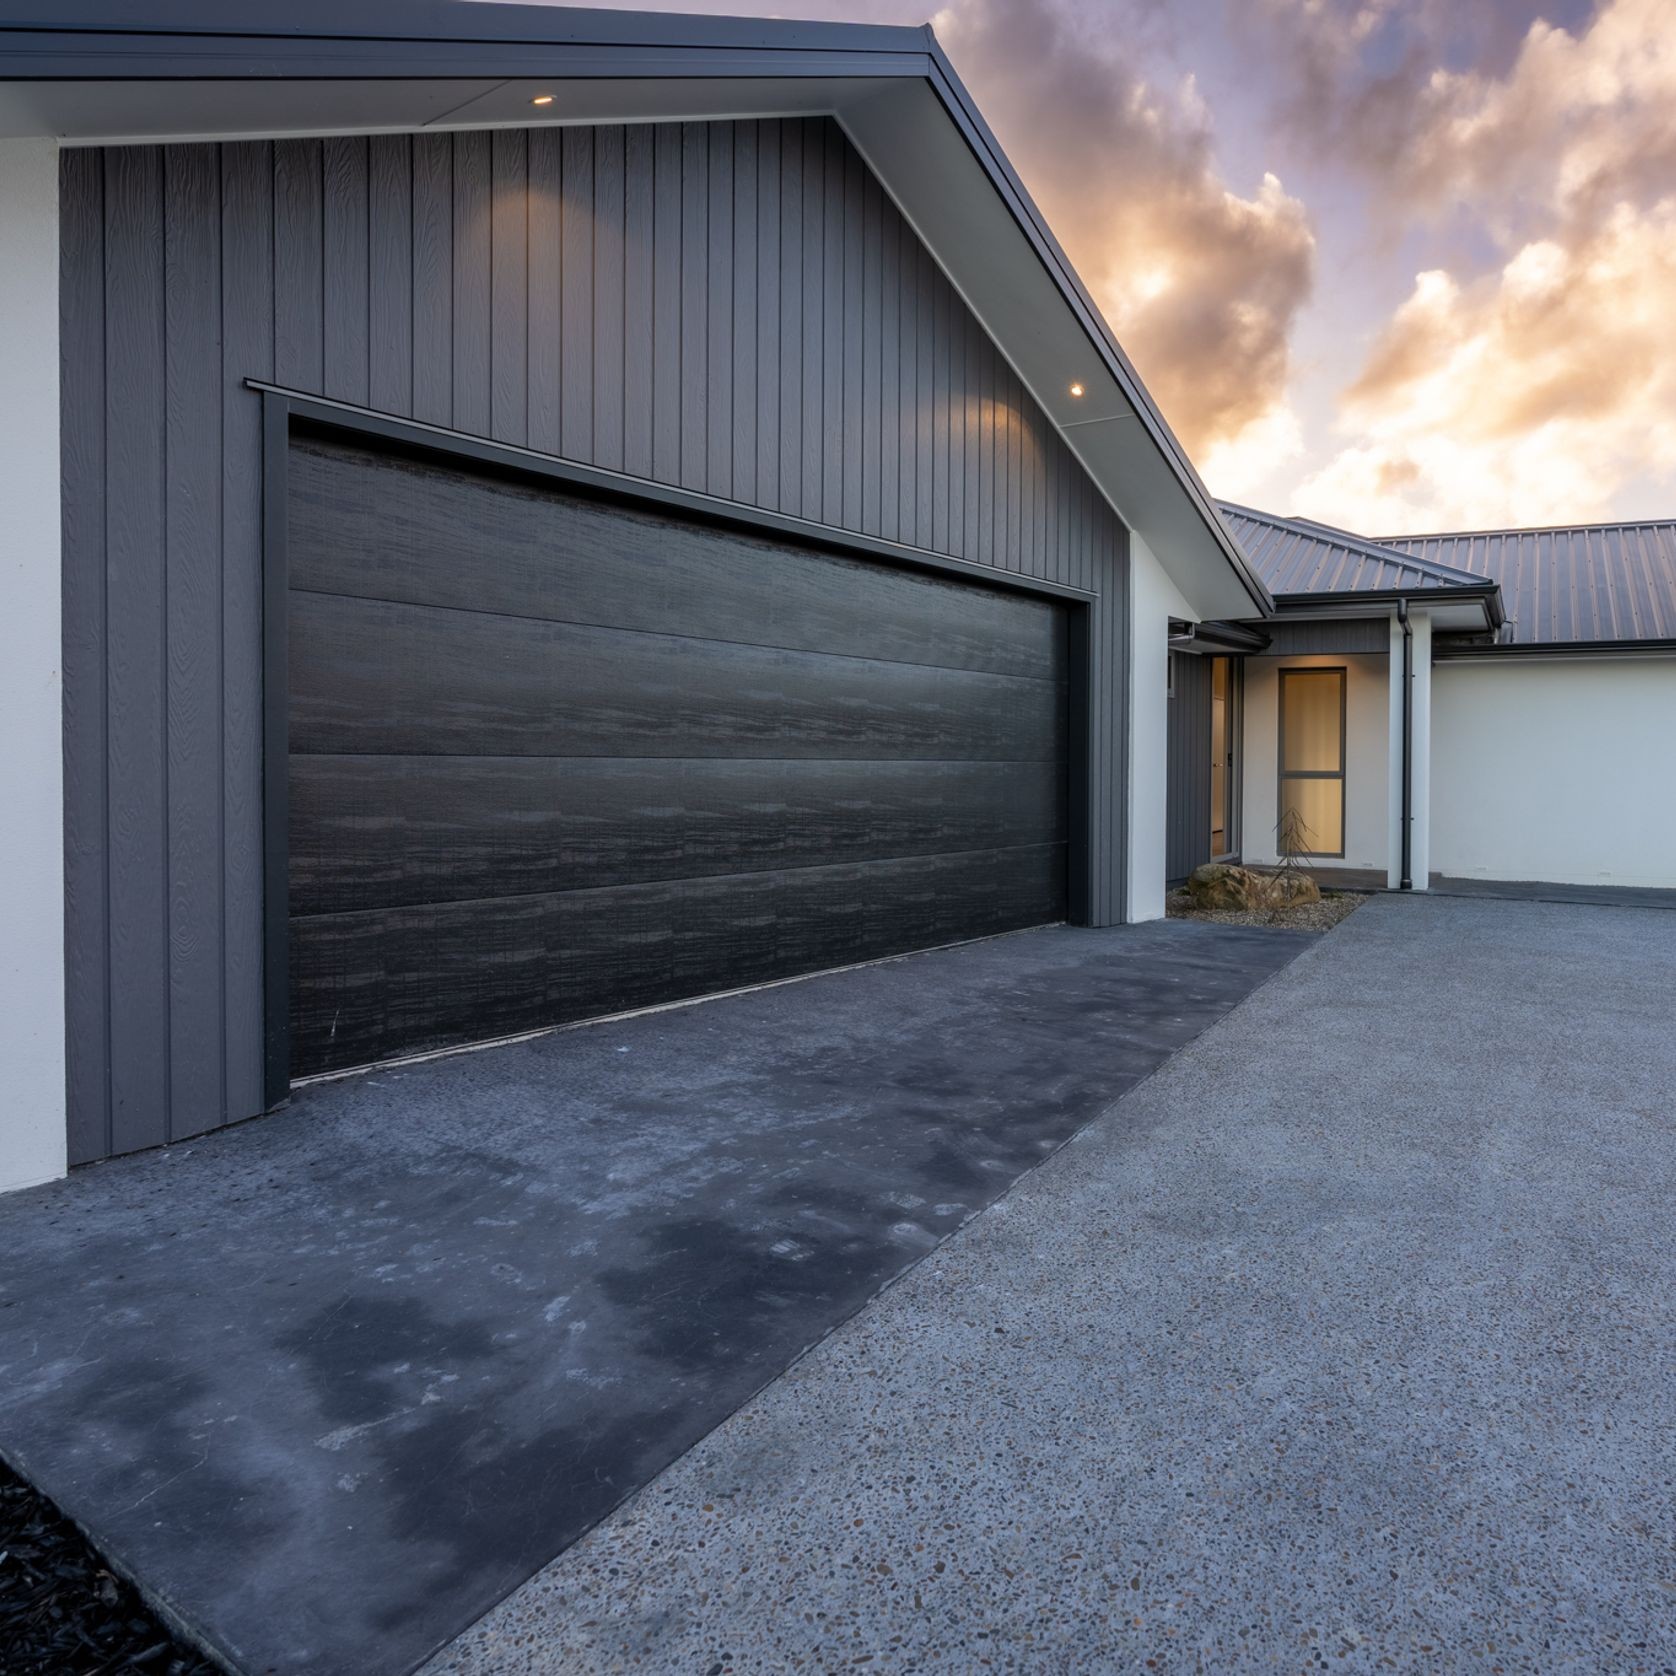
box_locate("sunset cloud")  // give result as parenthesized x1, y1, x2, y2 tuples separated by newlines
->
(1295, 202, 1676, 530)
(1291, 0, 1676, 531)
(487, 0, 1673, 531)
(1395, 0, 1676, 225)
(933, 0, 1315, 459)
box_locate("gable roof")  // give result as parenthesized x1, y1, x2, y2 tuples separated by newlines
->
(1379, 521, 1676, 650)
(0, 0, 1272, 619)
(1220, 502, 1486, 596)
(1221, 498, 1676, 651)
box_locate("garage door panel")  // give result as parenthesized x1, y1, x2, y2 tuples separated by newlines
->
(287, 437, 1072, 1079)
(292, 895, 559, 1076)
(288, 435, 1066, 682)
(291, 845, 1067, 1075)
(290, 755, 1069, 916)
(290, 591, 1065, 763)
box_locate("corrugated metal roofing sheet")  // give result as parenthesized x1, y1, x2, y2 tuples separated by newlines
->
(1378, 522, 1676, 648)
(1218, 503, 1483, 596)
(1221, 501, 1676, 649)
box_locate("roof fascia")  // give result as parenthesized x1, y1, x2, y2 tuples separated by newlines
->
(1168, 619, 1272, 654)
(1270, 583, 1503, 632)
(0, 1, 931, 63)
(1432, 637, 1676, 662)
(921, 42, 1270, 617)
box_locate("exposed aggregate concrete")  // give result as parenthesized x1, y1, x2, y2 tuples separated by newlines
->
(425, 894, 1676, 1676)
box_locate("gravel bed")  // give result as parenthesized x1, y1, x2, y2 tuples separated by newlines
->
(0, 1454, 219, 1676)
(1165, 885, 1366, 932)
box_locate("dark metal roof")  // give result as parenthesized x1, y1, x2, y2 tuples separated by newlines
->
(1219, 503, 1485, 596)
(1378, 521, 1676, 649)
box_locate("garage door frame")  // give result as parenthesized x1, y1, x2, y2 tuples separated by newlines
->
(257, 386, 1100, 1108)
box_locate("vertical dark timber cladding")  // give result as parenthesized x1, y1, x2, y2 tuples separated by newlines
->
(60, 118, 1130, 1158)
(60, 146, 109, 1166)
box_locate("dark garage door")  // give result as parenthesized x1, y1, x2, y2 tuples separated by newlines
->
(286, 432, 1071, 1079)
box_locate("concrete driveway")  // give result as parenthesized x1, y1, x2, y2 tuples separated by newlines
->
(426, 893, 1676, 1676)
(0, 918, 1306, 1676)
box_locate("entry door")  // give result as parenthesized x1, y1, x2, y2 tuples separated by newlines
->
(285, 432, 1073, 1079)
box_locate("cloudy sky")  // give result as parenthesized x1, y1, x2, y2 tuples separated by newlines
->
(509, 0, 1676, 534)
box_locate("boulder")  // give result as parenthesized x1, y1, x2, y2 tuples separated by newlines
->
(1186, 862, 1268, 911)
(1186, 862, 1321, 911)
(1263, 869, 1322, 908)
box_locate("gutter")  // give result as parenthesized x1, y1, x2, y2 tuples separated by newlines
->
(1397, 601, 1413, 892)
(1167, 617, 1270, 655)
(1267, 581, 1505, 633)
(1431, 635, 1676, 661)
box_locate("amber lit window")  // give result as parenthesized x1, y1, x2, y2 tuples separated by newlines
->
(1277, 668, 1345, 857)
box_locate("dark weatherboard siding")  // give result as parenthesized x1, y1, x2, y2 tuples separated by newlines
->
(288, 434, 1069, 1075)
(1166, 652, 1212, 887)
(60, 117, 1130, 1162)
(1263, 619, 1390, 657)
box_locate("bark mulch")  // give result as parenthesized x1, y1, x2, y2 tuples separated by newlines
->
(0, 1454, 220, 1675)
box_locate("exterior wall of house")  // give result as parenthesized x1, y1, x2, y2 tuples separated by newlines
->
(1241, 653, 1391, 871)
(0, 139, 66, 1194)
(1165, 650, 1213, 886)
(1127, 534, 1197, 920)
(57, 117, 1133, 1167)
(1431, 657, 1676, 888)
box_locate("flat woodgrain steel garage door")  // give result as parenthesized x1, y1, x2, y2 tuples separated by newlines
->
(286, 433, 1071, 1078)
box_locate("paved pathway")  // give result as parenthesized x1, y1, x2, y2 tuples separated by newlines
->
(0, 920, 1303, 1676)
(427, 894, 1676, 1675)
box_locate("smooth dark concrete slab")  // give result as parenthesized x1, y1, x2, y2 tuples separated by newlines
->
(1429, 873, 1676, 910)
(0, 921, 1308, 1676)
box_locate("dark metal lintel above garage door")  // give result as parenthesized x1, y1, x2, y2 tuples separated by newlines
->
(253, 386, 1101, 601)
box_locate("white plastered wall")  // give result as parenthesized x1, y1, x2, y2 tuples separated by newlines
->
(1126, 532, 1197, 921)
(0, 137, 66, 1193)
(1241, 653, 1391, 872)
(1432, 657, 1676, 888)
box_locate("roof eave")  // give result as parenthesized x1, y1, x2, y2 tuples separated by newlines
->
(921, 42, 1271, 618)
(1433, 636, 1676, 661)
(1264, 583, 1504, 637)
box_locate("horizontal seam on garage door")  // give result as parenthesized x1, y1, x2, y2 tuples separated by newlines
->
(286, 584, 1071, 686)
(287, 841, 1070, 923)
(287, 752, 1069, 764)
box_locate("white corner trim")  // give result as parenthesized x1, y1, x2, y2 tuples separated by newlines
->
(1409, 612, 1432, 891)
(1125, 532, 1194, 922)
(1387, 615, 1405, 890)
(0, 137, 67, 1196)
(1386, 609, 1433, 890)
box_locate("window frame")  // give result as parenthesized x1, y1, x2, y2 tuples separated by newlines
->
(1276, 665, 1347, 859)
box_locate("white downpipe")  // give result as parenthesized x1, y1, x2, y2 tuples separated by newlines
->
(0, 138, 67, 1194)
